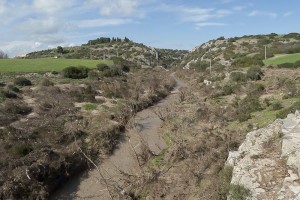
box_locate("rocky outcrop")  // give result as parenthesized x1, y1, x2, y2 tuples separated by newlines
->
(227, 111, 300, 199)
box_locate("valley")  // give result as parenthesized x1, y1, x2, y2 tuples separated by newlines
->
(1, 33, 300, 199)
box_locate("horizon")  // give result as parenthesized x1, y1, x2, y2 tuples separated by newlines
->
(0, 0, 299, 57)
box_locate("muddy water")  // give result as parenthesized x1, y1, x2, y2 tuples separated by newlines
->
(51, 73, 184, 200)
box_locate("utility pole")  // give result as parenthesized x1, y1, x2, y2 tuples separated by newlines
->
(90, 41, 92, 60)
(210, 58, 212, 75)
(264, 45, 267, 60)
(156, 51, 159, 66)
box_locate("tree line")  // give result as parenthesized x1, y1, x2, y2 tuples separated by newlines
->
(86, 37, 131, 46)
(0, 50, 8, 59)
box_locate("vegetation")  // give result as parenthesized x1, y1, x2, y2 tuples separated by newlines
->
(62, 66, 90, 79)
(264, 53, 300, 65)
(0, 58, 111, 72)
(83, 103, 97, 111)
(246, 66, 263, 81)
(14, 77, 32, 86)
(2, 32, 300, 199)
(229, 184, 251, 200)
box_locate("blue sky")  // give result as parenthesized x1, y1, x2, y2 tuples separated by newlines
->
(0, 0, 299, 57)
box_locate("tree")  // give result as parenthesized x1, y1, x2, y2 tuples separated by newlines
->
(247, 66, 263, 81)
(0, 50, 8, 59)
(124, 37, 130, 42)
(57, 46, 64, 54)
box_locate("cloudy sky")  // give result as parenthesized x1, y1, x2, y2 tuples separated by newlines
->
(0, 0, 299, 57)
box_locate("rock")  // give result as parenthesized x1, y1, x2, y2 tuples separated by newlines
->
(227, 111, 300, 199)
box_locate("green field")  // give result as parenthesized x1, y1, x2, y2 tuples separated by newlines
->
(264, 53, 300, 65)
(0, 58, 113, 72)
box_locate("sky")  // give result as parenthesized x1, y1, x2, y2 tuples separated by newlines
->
(0, 0, 299, 57)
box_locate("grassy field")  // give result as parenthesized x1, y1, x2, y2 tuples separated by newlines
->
(264, 53, 300, 65)
(0, 58, 112, 72)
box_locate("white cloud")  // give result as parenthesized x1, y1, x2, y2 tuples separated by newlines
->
(220, 0, 234, 3)
(196, 22, 227, 29)
(33, 0, 74, 14)
(284, 11, 293, 17)
(233, 6, 245, 11)
(249, 10, 258, 17)
(158, 4, 232, 29)
(76, 18, 132, 28)
(0, 0, 7, 14)
(248, 10, 277, 18)
(87, 0, 140, 17)
(18, 17, 63, 35)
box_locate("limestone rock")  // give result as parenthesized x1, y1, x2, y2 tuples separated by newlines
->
(227, 112, 300, 199)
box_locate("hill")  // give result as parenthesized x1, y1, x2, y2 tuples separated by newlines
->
(181, 33, 300, 70)
(26, 37, 189, 68)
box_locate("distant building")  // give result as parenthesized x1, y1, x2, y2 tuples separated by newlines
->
(14, 54, 27, 59)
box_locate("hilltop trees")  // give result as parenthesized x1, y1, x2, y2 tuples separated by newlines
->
(0, 50, 8, 59)
(57, 46, 64, 54)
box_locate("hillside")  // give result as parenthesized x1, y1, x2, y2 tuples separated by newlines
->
(182, 33, 300, 70)
(26, 37, 189, 68)
(2, 33, 300, 199)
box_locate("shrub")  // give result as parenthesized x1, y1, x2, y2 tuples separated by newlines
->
(271, 101, 283, 110)
(3, 101, 32, 115)
(7, 84, 20, 93)
(14, 77, 32, 86)
(96, 63, 110, 71)
(236, 94, 262, 122)
(247, 66, 263, 81)
(278, 62, 294, 68)
(233, 54, 264, 68)
(217, 166, 233, 198)
(230, 72, 247, 82)
(229, 184, 251, 200)
(101, 66, 122, 77)
(255, 83, 265, 91)
(278, 61, 300, 69)
(222, 84, 235, 95)
(12, 143, 33, 157)
(276, 101, 300, 118)
(62, 66, 90, 79)
(40, 78, 54, 86)
(83, 103, 97, 111)
(88, 70, 99, 80)
(112, 57, 134, 71)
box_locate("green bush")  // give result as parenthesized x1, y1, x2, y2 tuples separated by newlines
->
(3, 101, 32, 115)
(276, 101, 300, 118)
(40, 78, 54, 86)
(230, 72, 247, 82)
(217, 166, 233, 198)
(278, 61, 300, 69)
(101, 66, 122, 77)
(236, 94, 262, 122)
(62, 66, 90, 79)
(247, 66, 263, 81)
(88, 70, 99, 80)
(233, 54, 264, 68)
(0, 85, 20, 99)
(255, 83, 265, 91)
(222, 84, 236, 95)
(271, 101, 283, 110)
(96, 63, 110, 71)
(14, 77, 32, 86)
(229, 184, 251, 200)
(83, 103, 97, 111)
(112, 57, 134, 71)
(12, 143, 33, 157)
